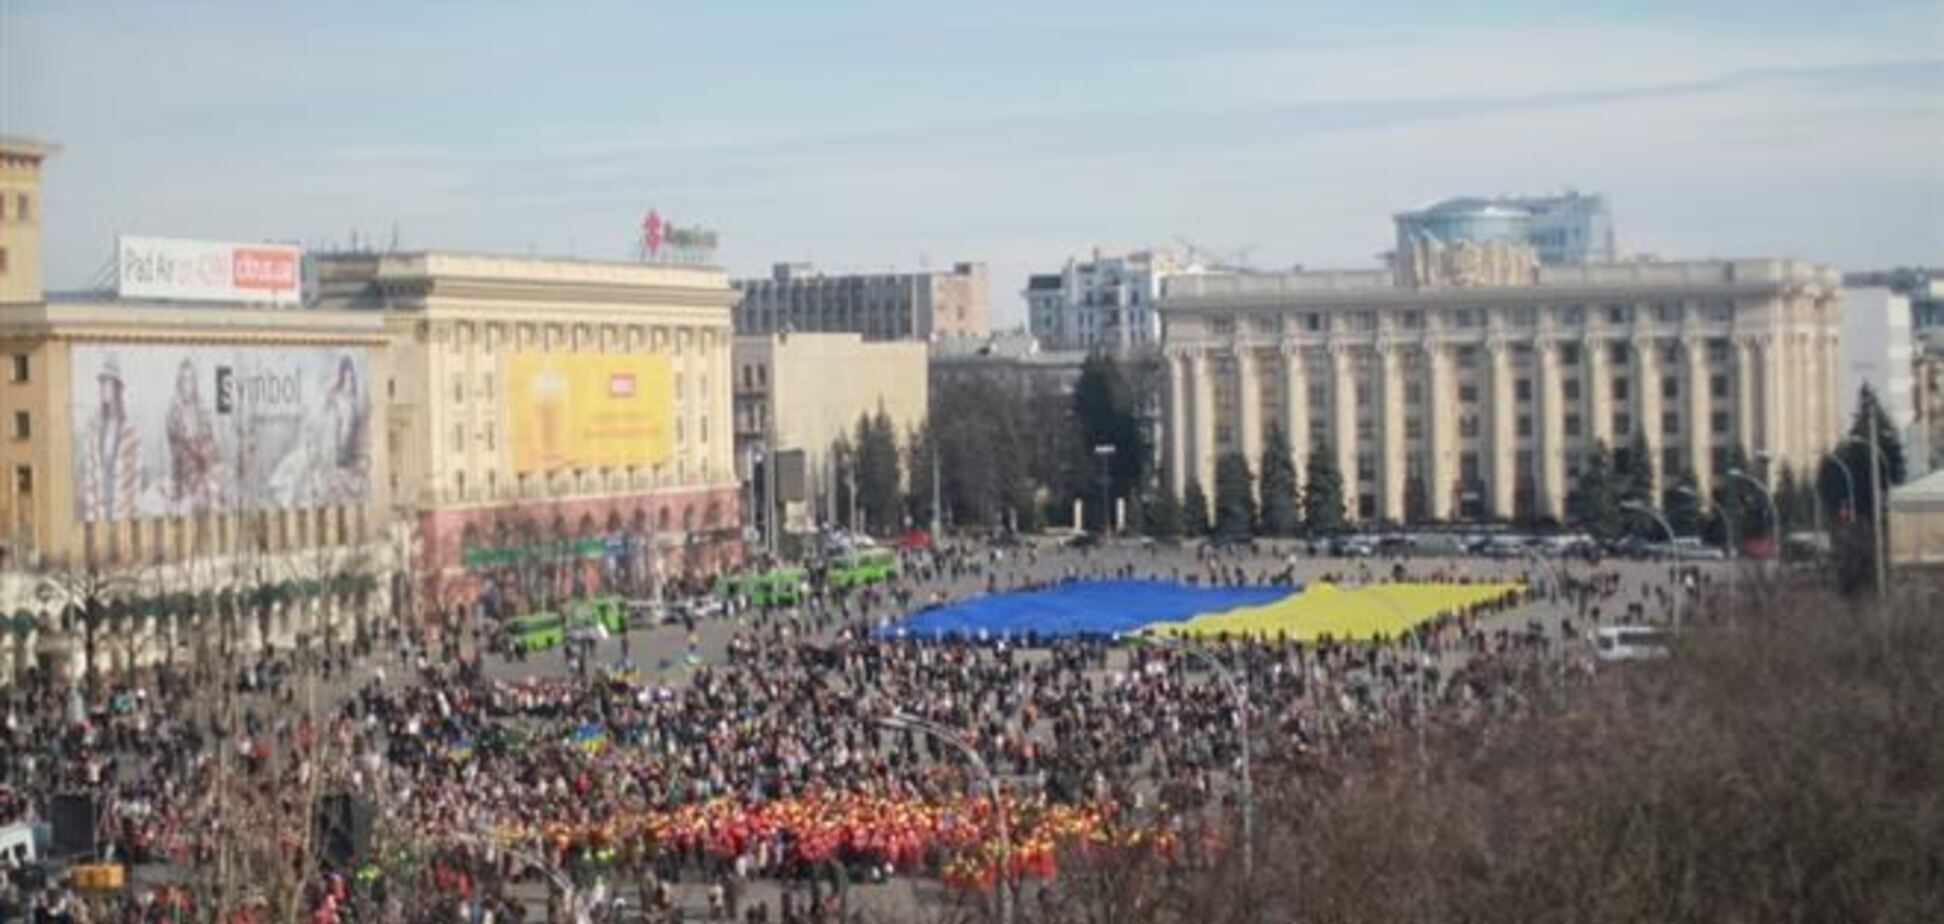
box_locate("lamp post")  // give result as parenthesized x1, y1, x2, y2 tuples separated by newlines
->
(1621, 501, 1684, 631)
(1726, 467, 1780, 567)
(1092, 444, 1117, 536)
(1840, 435, 1891, 599)
(1136, 633, 1253, 878)
(1821, 449, 1857, 524)
(879, 711, 1011, 924)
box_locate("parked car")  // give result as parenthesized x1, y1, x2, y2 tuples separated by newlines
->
(1593, 625, 1673, 663)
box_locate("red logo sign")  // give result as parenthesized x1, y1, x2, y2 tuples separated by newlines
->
(232, 247, 299, 293)
(609, 373, 637, 397)
(642, 210, 664, 257)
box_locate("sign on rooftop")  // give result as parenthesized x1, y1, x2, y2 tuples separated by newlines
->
(639, 209, 718, 265)
(117, 236, 302, 306)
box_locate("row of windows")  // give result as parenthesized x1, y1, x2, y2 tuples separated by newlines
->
(1211, 301, 1741, 336)
(0, 192, 32, 223)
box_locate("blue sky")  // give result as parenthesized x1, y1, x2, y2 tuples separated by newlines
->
(3, 0, 1941, 323)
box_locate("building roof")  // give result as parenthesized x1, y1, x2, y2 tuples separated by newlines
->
(0, 135, 60, 159)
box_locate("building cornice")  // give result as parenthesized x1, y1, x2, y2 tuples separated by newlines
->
(0, 301, 391, 345)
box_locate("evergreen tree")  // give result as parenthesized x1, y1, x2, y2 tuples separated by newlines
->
(1619, 430, 1656, 511)
(1709, 443, 1767, 551)
(1213, 452, 1257, 543)
(1404, 474, 1430, 524)
(1569, 440, 1623, 540)
(1070, 353, 1149, 526)
(1142, 488, 1184, 540)
(1301, 438, 1347, 536)
(1662, 467, 1703, 538)
(853, 409, 902, 536)
(1182, 479, 1211, 537)
(1835, 384, 1908, 526)
(1257, 425, 1300, 536)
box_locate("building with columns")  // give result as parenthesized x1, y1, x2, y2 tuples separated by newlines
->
(1158, 256, 1843, 523)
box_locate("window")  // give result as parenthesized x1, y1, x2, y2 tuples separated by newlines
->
(1460, 452, 1481, 481)
(1612, 377, 1630, 401)
(13, 466, 29, 494)
(14, 194, 27, 222)
(1565, 413, 1582, 437)
(1562, 306, 1586, 326)
(1517, 415, 1532, 438)
(1711, 411, 1730, 435)
(1662, 411, 1680, 435)
(1560, 344, 1580, 366)
(1460, 416, 1481, 438)
(1457, 346, 1479, 369)
(452, 375, 464, 403)
(1405, 382, 1422, 404)
(1654, 303, 1682, 322)
(453, 425, 466, 452)
(1357, 454, 1375, 481)
(11, 412, 27, 440)
(1455, 309, 1482, 328)
(1606, 304, 1632, 324)
(1662, 376, 1679, 399)
(1564, 379, 1581, 402)
(9, 355, 26, 383)
(484, 425, 496, 451)
(1662, 447, 1683, 475)
(1406, 420, 1424, 440)
(1609, 343, 1630, 365)
(1710, 374, 1728, 398)
(0, 247, 8, 275)
(1459, 383, 1479, 403)
(1512, 307, 1537, 326)
(1400, 310, 1423, 329)
(1355, 383, 1371, 405)
(1515, 379, 1532, 401)
(1614, 413, 1633, 436)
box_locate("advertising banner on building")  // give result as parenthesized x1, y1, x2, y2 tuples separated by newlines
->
(69, 345, 371, 521)
(505, 352, 674, 474)
(117, 236, 303, 306)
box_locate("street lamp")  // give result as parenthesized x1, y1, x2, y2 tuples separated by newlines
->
(878, 711, 1012, 924)
(1135, 633, 1253, 879)
(1839, 435, 1891, 599)
(1092, 444, 1117, 536)
(1725, 468, 1780, 566)
(1821, 449, 1857, 524)
(1621, 501, 1685, 631)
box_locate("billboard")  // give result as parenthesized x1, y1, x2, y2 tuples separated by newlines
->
(118, 236, 303, 306)
(69, 345, 372, 521)
(505, 352, 674, 474)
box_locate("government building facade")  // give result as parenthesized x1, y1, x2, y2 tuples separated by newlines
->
(1158, 248, 1843, 524)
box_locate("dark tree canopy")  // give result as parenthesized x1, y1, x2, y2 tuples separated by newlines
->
(1257, 425, 1300, 537)
(1213, 452, 1257, 543)
(1301, 438, 1347, 536)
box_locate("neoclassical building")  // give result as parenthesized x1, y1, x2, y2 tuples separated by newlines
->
(1158, 252, 1843, 523)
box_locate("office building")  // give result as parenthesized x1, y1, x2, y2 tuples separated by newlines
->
(732, 332, 928, 535)
(1394, 192, 1616, 267)
(1159, 254, 1843, 524)
(0, 137, 56, 306)
(1839, 286, 1916, 435)
(1025, 249, 1202, 352)
(734, 261, 988, 342)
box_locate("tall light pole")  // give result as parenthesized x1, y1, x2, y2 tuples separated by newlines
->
(879, 712, 1012, 924)
(1821, 450, 1857, 524)
(1093, 444, 1117, 536)
(1621, 501, 1684, 631)
(1841, 435, 1891, 599)
(1726, 467, 1780, 567)
(1138, 633, 1253, 878)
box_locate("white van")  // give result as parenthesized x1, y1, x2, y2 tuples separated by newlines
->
(1593, 625, 1672, 663)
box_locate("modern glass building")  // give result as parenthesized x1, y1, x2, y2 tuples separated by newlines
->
(1395, 193, 1616, 266)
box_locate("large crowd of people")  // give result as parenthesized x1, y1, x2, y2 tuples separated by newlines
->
(0, 537, 1705, 923)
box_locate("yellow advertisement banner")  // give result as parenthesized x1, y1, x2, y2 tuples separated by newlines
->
(506, 352, 674, 474)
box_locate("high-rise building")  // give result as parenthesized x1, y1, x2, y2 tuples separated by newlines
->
(1159, 256, 1843, 523)
(1024, 249, 1203, 352)
(1838, 286, 1916, 435)
(1394, 192, 1616, 267)
(733, 261, 988, 342)
(0, 137, 58, 305)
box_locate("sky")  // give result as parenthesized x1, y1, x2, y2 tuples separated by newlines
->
(3, 0, 1942, 325)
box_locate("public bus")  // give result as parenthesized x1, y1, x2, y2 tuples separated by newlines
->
(501, 613, 566, 653)
(829, 548, 900, 589)
(715, 568, 809, 606)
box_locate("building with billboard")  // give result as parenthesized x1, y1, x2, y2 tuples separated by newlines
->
(313, 251, 740, 611)
(1159, 254, 1843, 524)
(733, 261, 989, 342)
(0, 298, 395, 684)
(733, 332, 928, 537)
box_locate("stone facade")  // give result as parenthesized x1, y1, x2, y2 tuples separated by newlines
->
(1159, 259, 1844, 523)
(734, 262, 988, 342)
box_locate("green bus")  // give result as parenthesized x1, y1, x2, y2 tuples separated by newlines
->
(570, 595, 626, 634)
(715, 568, 808, 606)
(830, 548, 899, 590)
(502, 613, 566, 653)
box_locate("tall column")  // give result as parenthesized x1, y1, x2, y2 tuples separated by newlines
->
(1535, 339, 1567, 519)
(1189, 349, 1217, 496)
(1683, 337, 1713, 500)
(1486, 338, 1516, 519)
(1329, 343, 1358, 518)
(1634, 337, 1663, 496)
(1282, 344, 1309, 489)
(1760, 333, 1787, 476)
(1236, 348, 1263, 482)
(1378, 343, 1406, 522)
(1165, 349, 1189, 496)
(1586, 336, 1613, 448)
(1823, 333, 1842, 446)
(1734, 336, 1758, 462)
(1425, 342, 1456, 520)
